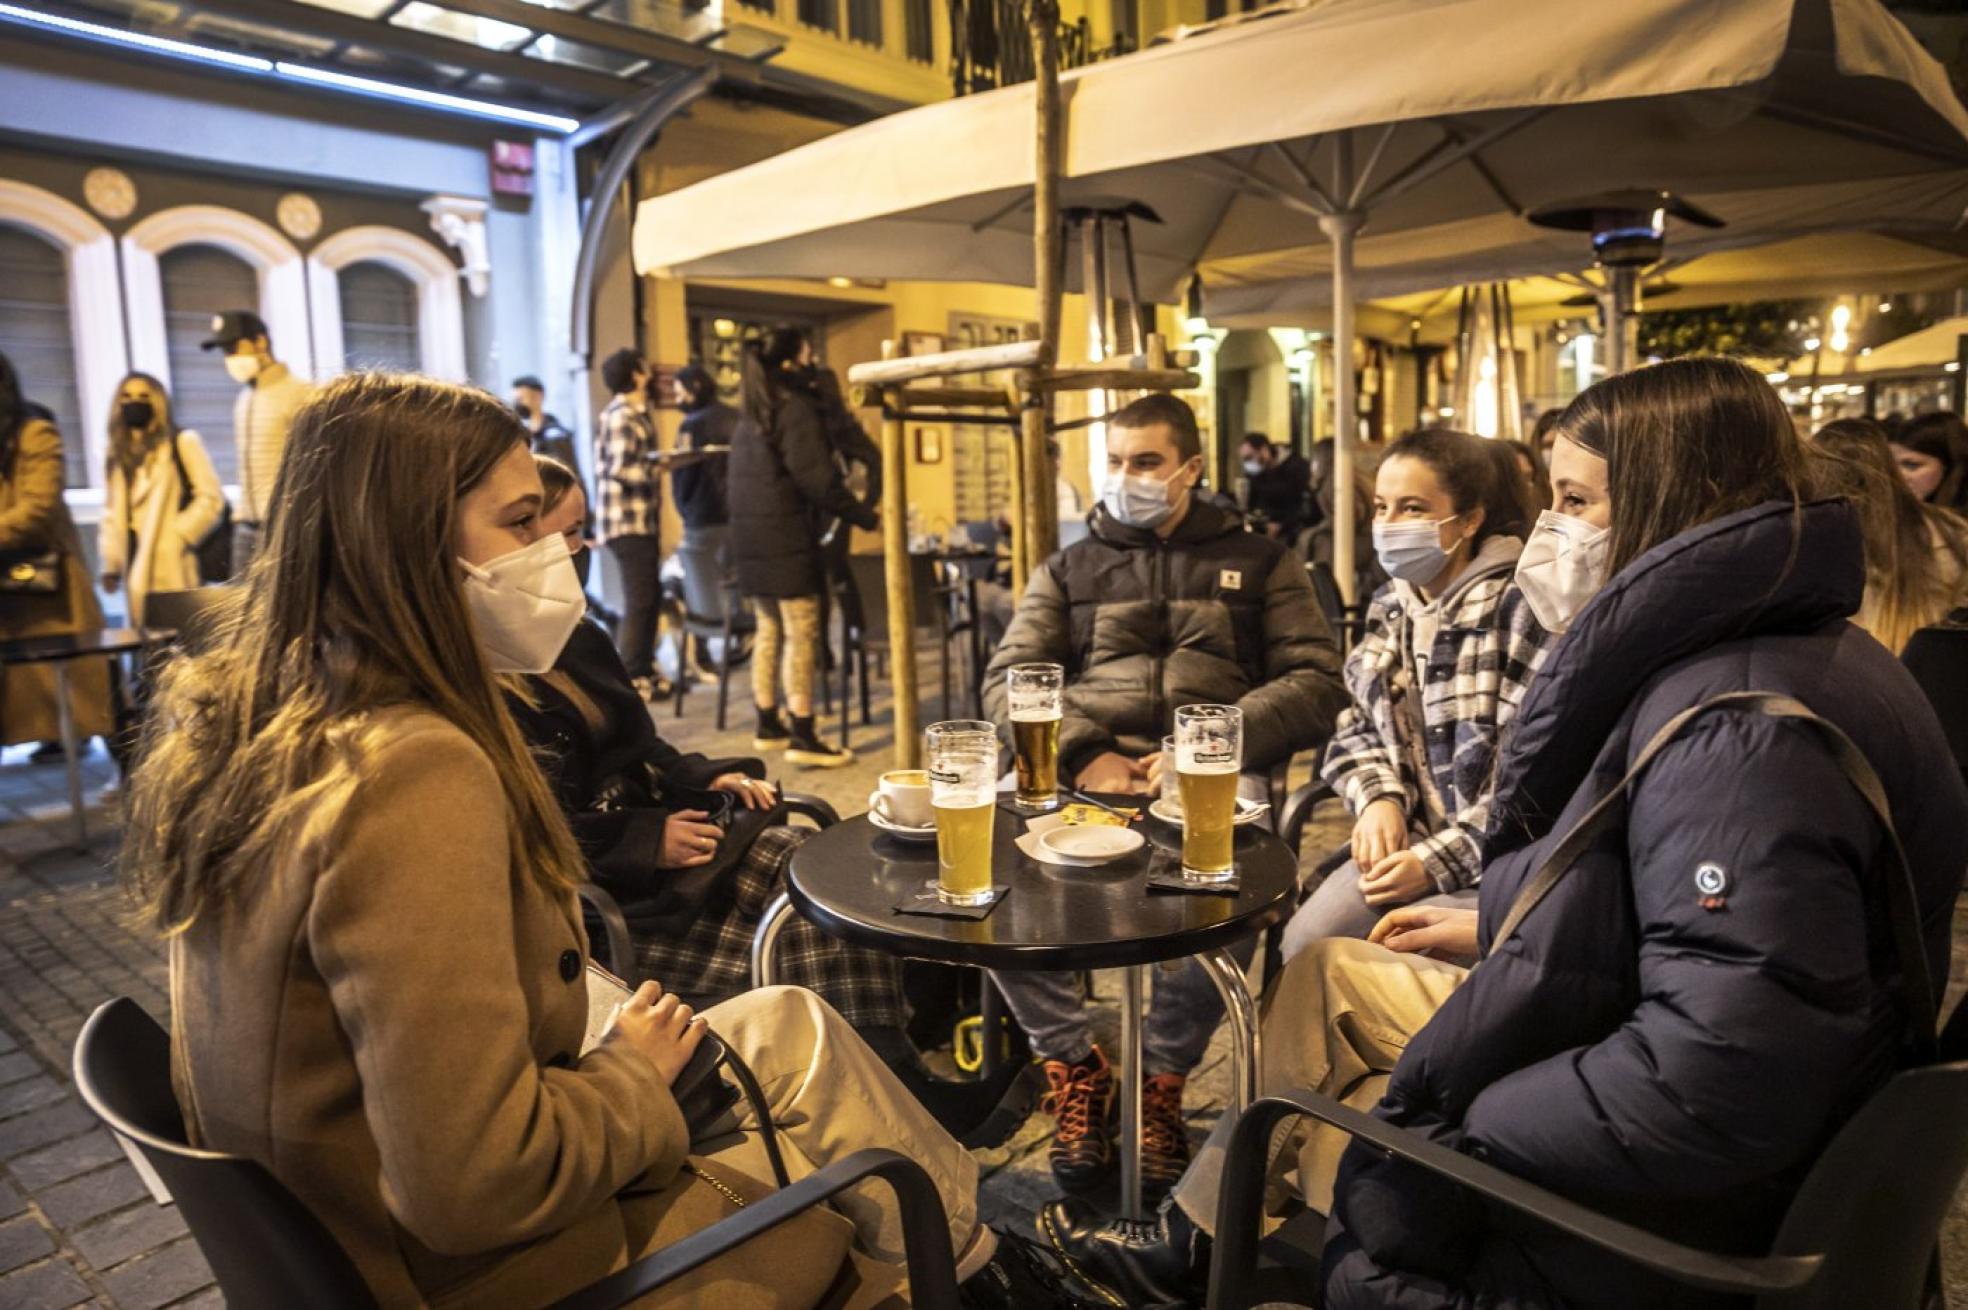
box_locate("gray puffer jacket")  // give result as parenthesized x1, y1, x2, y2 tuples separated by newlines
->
(984, 499, 1346, 776)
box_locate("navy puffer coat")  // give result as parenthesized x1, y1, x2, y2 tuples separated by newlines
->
(1322, 499, 1968, 1310)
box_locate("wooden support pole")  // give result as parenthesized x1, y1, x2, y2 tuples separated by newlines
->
(1021, 0, 1064, 588)
(877, 343, 921, 768)
(847, 339, 1043, 386)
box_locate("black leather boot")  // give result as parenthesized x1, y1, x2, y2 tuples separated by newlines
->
(1039, 1194, 1211, 1309)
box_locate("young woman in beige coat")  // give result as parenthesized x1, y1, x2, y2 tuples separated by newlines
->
(98, 373, 226, 627)
(122, 372, 1084, 1310)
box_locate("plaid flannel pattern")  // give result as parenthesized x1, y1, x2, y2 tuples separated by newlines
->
(594, 395, 660, 542)
(1320, 571, 1552, 893)
(632, 825, 906, 1028)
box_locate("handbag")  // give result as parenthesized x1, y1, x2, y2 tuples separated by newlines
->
(594, 771, 787, 934)
(0, 548, 61, 595)
(166, 433, 233, 584)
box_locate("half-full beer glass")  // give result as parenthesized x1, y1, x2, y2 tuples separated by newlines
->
(1007, 663, 1064, 812)
(1175, 704, 1242, 882)
(927, 720, 998, 905)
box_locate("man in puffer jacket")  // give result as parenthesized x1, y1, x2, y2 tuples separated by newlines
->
(982, 392, 1346, 1203)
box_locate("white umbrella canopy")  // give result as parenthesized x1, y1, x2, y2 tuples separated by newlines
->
(635, 0, 1968, 291)
(1200, 173, 1968, 327)
(632, 0, 1968, 597)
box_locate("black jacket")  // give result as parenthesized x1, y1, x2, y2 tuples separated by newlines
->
(729, 377, 876, 599)
(1247, 451, 1314, 537)
(530, 415, 580, 482)
(672, 401, 739, 529)
(1323, 500, 1968, 1310)
(507, 620, 762, 919)
(983, 498, 1346, 776)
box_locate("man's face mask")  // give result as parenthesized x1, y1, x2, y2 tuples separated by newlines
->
(1102, 460, 1194, 530)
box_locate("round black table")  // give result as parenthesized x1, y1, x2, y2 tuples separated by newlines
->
(772, 799, 1296, 1218)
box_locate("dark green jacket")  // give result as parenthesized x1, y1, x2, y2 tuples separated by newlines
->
(983, 499, 1346, 777)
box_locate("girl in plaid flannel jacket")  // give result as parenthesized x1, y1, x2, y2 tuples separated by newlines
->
(1283, 431, 1555, 955)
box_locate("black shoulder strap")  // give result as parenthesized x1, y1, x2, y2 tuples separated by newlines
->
(1487, 690, 1938, 1060)
(166, 431, 193, 513)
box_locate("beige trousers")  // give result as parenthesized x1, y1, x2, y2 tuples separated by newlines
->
(1172, 937, 1468, 1232)
(751, 596, 822, 715)
(696, 986, 981, 1264)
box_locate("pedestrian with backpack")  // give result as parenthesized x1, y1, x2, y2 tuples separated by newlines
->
(99, 372, 227, 625)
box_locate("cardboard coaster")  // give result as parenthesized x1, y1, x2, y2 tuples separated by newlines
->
(1145, 849, 1240, 895)
(895, 880, 1011, 919)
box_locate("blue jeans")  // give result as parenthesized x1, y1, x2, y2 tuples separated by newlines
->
(989, 934, 1258, 1077)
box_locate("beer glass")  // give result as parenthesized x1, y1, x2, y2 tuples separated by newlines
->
(1175, 704, 1242, 882)
(926, 720, 998, 905)
(1006, 662, 1064, 812)
(1159, 735, 1181, 817)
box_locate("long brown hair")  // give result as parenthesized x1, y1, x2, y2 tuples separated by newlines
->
(1552, 356, 1812, 578)
(107, 372, 175, 485)
(1812, 417, 1968, 651)
(1889, 411, 1968, 509)
(123, 373, 585, 932)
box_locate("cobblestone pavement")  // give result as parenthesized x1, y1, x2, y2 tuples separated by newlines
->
(2, 639, 1965, 1307)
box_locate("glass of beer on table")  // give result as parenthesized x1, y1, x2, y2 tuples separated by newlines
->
(927, 720, 999, 905)
(1007, 662, 1064, 812)
(1174, 704, 1242, 883)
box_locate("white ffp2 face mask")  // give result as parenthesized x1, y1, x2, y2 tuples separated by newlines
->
(224, 354, 262, 385)
(458, 532, 587, 674)
(1513, 510, 1610, 634)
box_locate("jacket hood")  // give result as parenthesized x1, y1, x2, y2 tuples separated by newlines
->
(1088, 495, 1247, 549)
(1489, 498, 1863, 846)
(1392, 534, 1522, 616)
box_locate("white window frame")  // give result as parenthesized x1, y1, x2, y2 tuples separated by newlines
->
(122, 204, 314, 385)
(0, 179, 129, 484)
(306, 226, 466, 380)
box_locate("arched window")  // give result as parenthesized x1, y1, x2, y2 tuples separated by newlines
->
(0, 224, 85, 488)
(337, 261, 421, 372)
(159, 244, 258, 486)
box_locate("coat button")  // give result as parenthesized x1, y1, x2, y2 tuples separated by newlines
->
(559, 949, 581, 982)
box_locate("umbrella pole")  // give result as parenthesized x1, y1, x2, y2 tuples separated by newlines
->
(1320, 203, 1364, 606)
(1020, 0, 1063, 591)
(878, 342, 922, 767)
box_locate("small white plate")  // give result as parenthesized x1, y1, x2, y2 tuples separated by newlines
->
(868, 805, 938, 842)
(1149, 796, 1269, 827)
(1039, 824, 1145, 862)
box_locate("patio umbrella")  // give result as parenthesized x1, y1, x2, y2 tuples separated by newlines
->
(633, 0, 1968, 599)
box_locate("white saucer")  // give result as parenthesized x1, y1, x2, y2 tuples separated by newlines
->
(867, 803, 938, 842)
(1148, 796, 1268, 827)
(1039, 823, 1145, 862)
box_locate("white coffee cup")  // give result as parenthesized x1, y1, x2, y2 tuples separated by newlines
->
(871, 769, 933, 827)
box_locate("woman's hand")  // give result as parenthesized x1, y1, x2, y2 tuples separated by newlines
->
(1350, 797, 1409, 870)
(605, 980, 707, 1085)
(711, 772, 777, 811)
(1369, 905, 1480, 963)
(100, 572, 121, 594)
(1076, 751, 1149, 795)
(660, 809, 724, 868)
(1359, 849, 1432, 907)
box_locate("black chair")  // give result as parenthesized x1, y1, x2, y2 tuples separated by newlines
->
(840, 554, 958, 729)
(1207, 1051, 1968, 1309)
(1901, 622, 1968, 784)
(669, 538, 751, 729)
(73, 998, 962, 1310)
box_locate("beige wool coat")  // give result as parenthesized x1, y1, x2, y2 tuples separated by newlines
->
(169, 707, 860, 1308)
(99, 430, 226, 628)
(0, 417, 113, 746)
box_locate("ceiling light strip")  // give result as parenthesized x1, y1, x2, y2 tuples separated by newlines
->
(0, 1, 579, 132)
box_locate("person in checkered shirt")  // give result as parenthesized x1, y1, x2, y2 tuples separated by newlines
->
(593, 348, 670, 700)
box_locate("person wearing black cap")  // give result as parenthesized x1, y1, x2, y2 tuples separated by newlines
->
(510, 375, 579, 476)
(201, 309, 311, 573)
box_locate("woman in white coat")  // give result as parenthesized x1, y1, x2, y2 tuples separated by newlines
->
(99, 373, 225, 626)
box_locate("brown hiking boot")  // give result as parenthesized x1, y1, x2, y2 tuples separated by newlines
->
(1141, 1073, 1191, 1201)
(1040, 1046, 1117, 1193)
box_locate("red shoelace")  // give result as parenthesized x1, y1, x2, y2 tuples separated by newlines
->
(1040, 1059, 1111, 1143)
